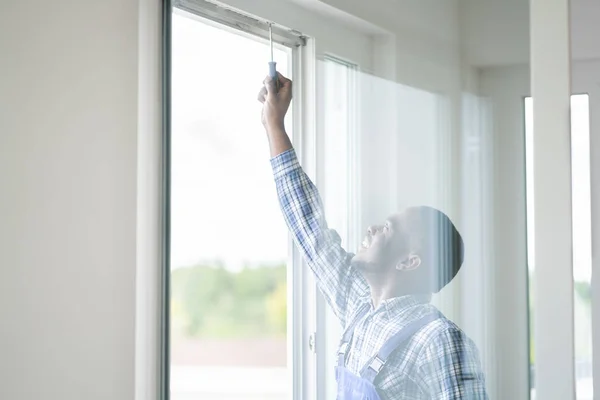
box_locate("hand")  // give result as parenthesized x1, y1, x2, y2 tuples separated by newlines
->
(257, 72, 292, 133)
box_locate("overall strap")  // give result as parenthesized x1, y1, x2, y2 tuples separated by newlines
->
(359, 313, 439, 383)
(337, 303, 370, 367)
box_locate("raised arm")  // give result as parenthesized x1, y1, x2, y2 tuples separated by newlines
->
(258, 73, 369, 324)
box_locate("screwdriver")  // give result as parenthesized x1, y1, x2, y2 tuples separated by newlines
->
(268, 23, 279, 91)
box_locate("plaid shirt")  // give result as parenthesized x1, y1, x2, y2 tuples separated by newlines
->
(271, 149, 488, 400)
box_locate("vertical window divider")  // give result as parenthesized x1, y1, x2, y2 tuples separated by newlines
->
(160, 1, 172, 399)
(290, 37, 318, 400)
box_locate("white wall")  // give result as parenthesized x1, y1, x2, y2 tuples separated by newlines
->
(0, 1, 139, 399)
(478, 58, 600, 399)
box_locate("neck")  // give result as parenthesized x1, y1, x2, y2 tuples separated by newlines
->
(369, 285, 402, 309)
(359, 267, 430, 309)
(360, 269, 405, 309)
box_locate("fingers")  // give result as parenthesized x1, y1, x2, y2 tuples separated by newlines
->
(275, 73, 292, 100)
(259, 73, 292, 103)
(264, 73, 292, 89)
(263, 75, 277, 96)
(276, 72, 291, 87)
(257, 86, 267, 103)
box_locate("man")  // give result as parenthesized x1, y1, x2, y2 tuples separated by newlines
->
(257, 73, 488, 399)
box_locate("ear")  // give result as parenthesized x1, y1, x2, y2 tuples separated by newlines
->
(396, 254, 422, 271)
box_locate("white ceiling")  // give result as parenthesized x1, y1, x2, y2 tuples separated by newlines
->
(460, 0, 600, 67)
(284, 0, 600, 68)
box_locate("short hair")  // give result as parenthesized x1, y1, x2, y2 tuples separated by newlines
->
(406, 206, 464, 292)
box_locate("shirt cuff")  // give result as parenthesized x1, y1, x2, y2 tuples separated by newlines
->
(270, 148, 301, 179)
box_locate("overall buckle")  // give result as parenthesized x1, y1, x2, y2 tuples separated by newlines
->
(369, 356, 386, 373)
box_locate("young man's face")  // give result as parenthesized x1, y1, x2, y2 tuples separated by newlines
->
(353, 210, 414, 272)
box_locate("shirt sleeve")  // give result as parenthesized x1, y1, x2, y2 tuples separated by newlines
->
(415, 327, 489, 400)
(271, 149, 369, 325)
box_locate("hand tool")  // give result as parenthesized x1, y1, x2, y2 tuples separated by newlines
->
(268, 24, 279, 90)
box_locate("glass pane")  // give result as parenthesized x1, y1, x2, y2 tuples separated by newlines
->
(524, 97, 535, 398)
(313, 2, 532, 399)
(170, 9, 292, 400)
(571, 94, 593, 400)
(525, 94, 593, 399)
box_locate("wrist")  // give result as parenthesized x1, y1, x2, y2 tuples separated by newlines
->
(266, 123, 286, 137)
(266, 126, 293, 157)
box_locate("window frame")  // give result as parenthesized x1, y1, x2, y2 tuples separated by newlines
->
(524, 93, 594, 399)
(160, 2, 380, 399)
(173, 0, 306, 47)
(160, 3, 172, 399)
(163, 3, 307, 400)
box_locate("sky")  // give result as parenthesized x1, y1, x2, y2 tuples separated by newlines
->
(170, 11, 291, 270)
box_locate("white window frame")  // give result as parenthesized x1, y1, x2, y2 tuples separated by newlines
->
(165, 3, 307, 400)
(156, 1, 383, 400)
(525, 93, 595, 400)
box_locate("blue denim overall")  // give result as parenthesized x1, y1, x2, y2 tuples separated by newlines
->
(335, 306, 438, 400)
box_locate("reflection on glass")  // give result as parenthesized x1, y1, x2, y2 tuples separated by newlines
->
(170, 10, 291, 400)
(317, 57, 489, 399)
(525, 95, 593, 400)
